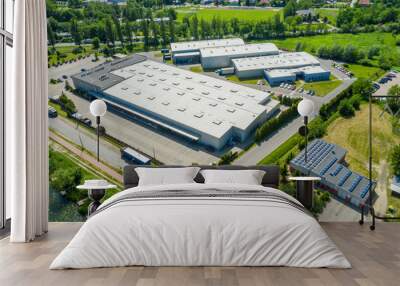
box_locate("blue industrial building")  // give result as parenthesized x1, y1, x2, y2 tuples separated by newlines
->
(290, 139, 376, 210)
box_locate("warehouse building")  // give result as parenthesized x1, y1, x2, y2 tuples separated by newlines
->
(200, 43, 279, 70)
(72, 55, 279, 150)
(171, 38, 245, 65)
(264, 66, 331, 86)
(290, 139, 376, 210)
(232, 52, 327, 81)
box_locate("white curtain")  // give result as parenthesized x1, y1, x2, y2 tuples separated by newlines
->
(6, 0, 49, 242)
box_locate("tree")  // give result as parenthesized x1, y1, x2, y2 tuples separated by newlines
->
(390, 144, 400, 177)
(168, 19, 176, 43)
(150, 19, 159, 48)
(124, 20, 133, 47)
(92, 37, 100, 50)
(191, 15, 199, 40)
(47, 20, 56, 49)
(283, 0, 297, 18)
(388, 85, 400, 115)
(160, 19, 167, 48)
(105, 17, 116, 46)
(70, 17, 82, 46)
(352, 78, 374, 100)
(142, 19, 150, 50)
(338, 99, 355, 117)
(112, 15, 124, 47)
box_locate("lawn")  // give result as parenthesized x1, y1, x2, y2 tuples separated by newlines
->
(226, 75, 265, 85)
(315, 8, 339, 25)
(323, 103, 400, 216)
(347, 64, 385, 81)
(324, 104, 400, 175)
(189, 65, 204, 73)
(48, 44, 98, 66)
(176, 7, 282, 22)
(303, 79, 343, 97)
(258, 134, 301, 165)
(269, 32, 400, 54)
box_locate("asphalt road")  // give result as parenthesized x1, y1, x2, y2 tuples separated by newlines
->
(49, 117, 125, 170)
(235, 78, 355, 165)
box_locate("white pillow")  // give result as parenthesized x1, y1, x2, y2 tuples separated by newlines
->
(200, 169, 266, 185)
(135, 167, 200, 186)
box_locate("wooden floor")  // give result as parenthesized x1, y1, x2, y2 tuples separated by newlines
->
(0, 222, 399, 286)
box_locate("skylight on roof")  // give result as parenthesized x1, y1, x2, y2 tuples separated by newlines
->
(227, 108, 236, 113)
(134, 91, 141, 95)
(177, 107, 186, 112)
(235, 102, 244, 106)
(218, 96, 226, 100)
(177, 92, 185, 96)
(209, 103, 218, 107)
(213, 120, 222, 125)
(192, 97, 201, 101)
(194, 113, 204, 118)
(147, 96, 155, 100)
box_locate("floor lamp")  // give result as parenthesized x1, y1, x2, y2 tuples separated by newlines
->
(359, 93, 400, 231)
(297, 99, 315, 164)
(90, 99, 107, 162)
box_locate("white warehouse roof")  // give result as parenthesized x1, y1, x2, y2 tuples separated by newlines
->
(104, 60, 278, 140)
(232, 52, 321, 72)
(266, 65, 329, 78)
(200, 43, 279, 58)
(171, 38, 245, 54)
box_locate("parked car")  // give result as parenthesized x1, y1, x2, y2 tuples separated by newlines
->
(48, 106, 58, 118)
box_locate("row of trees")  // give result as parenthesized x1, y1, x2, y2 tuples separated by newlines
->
(47, 0, 330, 52)
(312, 43, 400, 70)
(337, 3, 400, 33)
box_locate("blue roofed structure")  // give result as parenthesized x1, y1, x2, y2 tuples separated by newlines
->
(290, 139, 376, 209)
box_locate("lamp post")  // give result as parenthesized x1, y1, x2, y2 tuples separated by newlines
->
(90, 99, 107, 162)
(297, 99, 315, 163)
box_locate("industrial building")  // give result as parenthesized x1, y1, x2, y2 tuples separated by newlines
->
(171, 38, 245, 65)
(264, 66, 330, 86)
(232, 52, 329, 85)
(290, 139, 376, 209)
(72, 55, 279, 150)
(200, 43, 279, 70)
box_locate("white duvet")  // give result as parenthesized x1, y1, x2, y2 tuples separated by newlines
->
(50, 183, 351, 269)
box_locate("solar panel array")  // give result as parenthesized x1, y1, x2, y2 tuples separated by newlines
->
(290, 139, 375, 206)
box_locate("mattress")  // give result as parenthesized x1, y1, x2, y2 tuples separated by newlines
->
(50, 183, 351, 269)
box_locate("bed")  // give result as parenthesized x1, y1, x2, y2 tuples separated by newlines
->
(50, 165, 351, 269)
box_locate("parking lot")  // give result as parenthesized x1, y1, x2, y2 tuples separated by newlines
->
(373, 71, 400, 96)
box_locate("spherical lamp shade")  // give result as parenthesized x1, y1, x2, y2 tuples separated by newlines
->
(90, 99, 107, 117)
(297, 99, 315, 117)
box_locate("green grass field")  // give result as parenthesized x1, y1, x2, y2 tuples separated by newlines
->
(269, 32, 400, 53)
(189, 66, 204, 73)
(48, 45, 98, 66)
(315, 8, 339, 25)
(347, 64, 385, 81)
(258, 134, 300, 165)
(176, 7, 282, 22)
(303, 79, 343, 97)
(323, 103, 400, 216)
(226, 75, 265, 85)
